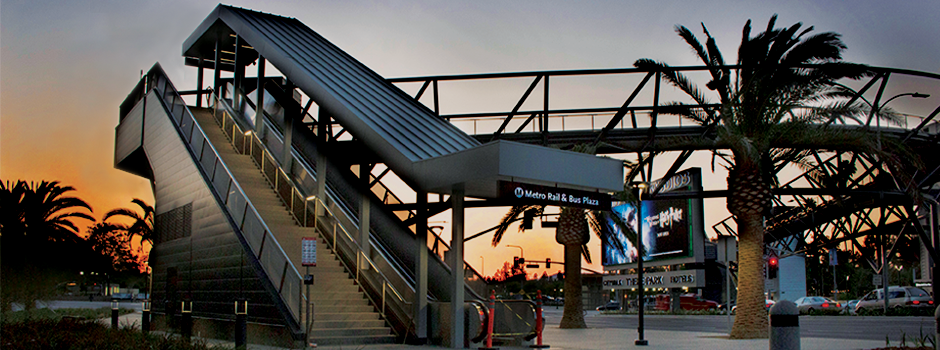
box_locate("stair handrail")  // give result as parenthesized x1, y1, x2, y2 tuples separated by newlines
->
(231, 81, 490, 299)
(207, 87, 414, 333)
(138, 64, 305, 326)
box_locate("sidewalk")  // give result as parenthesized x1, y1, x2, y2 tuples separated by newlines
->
(110, 311, 889, 350)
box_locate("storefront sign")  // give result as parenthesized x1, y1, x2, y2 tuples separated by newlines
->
(602, 269, 705, 289)
(498, 181, 611, 210)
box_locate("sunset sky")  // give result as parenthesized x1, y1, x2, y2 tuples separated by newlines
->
(2, 0, 938, 277)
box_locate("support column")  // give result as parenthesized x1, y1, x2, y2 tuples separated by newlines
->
(414, 191, 429, 343)
(883, 235, 889, 313)
(315, 110, 330, 219)
(932, 203, 939, 298)
(255, 56, 265, 133)
(233, 36, 244, 112)
(450, 185, 465, 349)
(359, 164, 372, 267)
(214, 40, 222, 98)
(196, 58, 204, 107)
(281, 79, 295, 172)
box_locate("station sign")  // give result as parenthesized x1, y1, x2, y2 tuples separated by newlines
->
(602, 269, 705, 289)
(498, 180, 611, 210)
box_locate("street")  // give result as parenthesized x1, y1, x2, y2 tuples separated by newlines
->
(542, 309, 936, 342)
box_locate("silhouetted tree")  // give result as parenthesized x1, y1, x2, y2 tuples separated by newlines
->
(634, 15, 912, 338)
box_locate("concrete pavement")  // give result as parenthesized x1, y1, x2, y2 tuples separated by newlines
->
(107, 310, 890, 350)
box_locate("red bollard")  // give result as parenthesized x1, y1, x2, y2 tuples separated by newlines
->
(479, 290, 499, 350)
(530, 290, 550, 348)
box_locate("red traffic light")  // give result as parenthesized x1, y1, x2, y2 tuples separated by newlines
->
(768, 257, 778, 266)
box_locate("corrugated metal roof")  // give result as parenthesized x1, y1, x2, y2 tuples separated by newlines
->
(182, 5, 623, 197)
(186, 5, 479, 164)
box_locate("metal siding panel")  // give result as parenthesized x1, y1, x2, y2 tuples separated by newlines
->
(140, 90, 286, 326)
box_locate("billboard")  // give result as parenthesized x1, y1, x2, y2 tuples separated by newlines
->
(602, 168, 704, 268)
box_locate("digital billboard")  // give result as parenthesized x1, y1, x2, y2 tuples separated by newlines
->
(602, 168, 704, 267)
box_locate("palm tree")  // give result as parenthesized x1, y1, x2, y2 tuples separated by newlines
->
(104, 198, 154, 251)
(492, 146, 635, 328)
(0, 180, 95, 311)
(633, 16, 907, 338)
(0, 180, 95, 245)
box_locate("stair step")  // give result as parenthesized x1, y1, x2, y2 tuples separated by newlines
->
(311, 319, 386, 329)
(308, 327, 390, 338)
(316, 304, 375, 313)
(310, 334, 396, 346)
(313, 312, 380, 321)
(309, 293, 368, 302)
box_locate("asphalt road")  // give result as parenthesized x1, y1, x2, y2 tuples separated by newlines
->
(542, 309, 936, 342)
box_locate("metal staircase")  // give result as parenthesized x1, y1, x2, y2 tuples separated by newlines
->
(192, 107, 395, 345)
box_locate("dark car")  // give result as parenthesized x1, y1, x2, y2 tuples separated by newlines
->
(730, 299, 775, 315)
(596, 301, 621, 311)
(655, 293, 718, 311)
(794, 296, 841, 315)
(855, 286, 934, 314)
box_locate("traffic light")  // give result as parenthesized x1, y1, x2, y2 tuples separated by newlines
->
(546, 258, 551, 269)
(768, 256, 779, 279)
(513, 257, 520, 269)
(522, 209, 535, 230)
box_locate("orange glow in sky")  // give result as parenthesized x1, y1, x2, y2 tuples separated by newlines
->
(2, 0, 938, 279)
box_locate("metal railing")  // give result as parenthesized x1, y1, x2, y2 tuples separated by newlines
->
(207, 88, 413, 334)
(134, 65, 305, 325)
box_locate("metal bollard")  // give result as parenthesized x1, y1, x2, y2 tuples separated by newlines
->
(530, 290, 549, 349)
(181, 300, 193, 341)
(141, 300, 151, 333)
(934, 306, 940, 350)
(235, 300, 248, 350)
(111, 300, 119, 329)
(479, 291, 498, 350)
(769, 300, 800, 350)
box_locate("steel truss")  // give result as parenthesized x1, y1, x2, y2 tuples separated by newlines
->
(385, 65, 940, 263)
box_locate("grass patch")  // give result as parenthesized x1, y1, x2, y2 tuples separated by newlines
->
(1, 318, 232, 350)
(1, 307, 135, 323)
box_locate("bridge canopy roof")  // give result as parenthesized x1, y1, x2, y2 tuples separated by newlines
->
(183, 4, 622, 197)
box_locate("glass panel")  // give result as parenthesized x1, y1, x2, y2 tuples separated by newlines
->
(226, 190, 247, 228)
(190, 131, 205, 159)
(292, 190, 304, 225)
(212, 163, 231, 195)
(181, 114, 195, 143)
(242, 213, 263, 256)
(200, 152, 217, 182)
(260, 246, 285, 293)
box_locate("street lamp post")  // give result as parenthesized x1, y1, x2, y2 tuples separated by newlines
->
(631, 181, 649, 346)
(865, 91, 930, 313)
(507, 245, 524, 261)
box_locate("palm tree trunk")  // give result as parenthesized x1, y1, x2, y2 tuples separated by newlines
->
(727, 165, 771, 339)
(559, 243, 586, 328)
(730, 211, 769, 338)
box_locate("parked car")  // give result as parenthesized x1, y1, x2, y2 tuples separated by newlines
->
(855, 286, 934, 314)
(596, 301, 621, 311)
(794, 296, 841, 314)
(842, 299, 859, 315)
(654, 293, 718, 311)
(730, 299, 775, 315)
